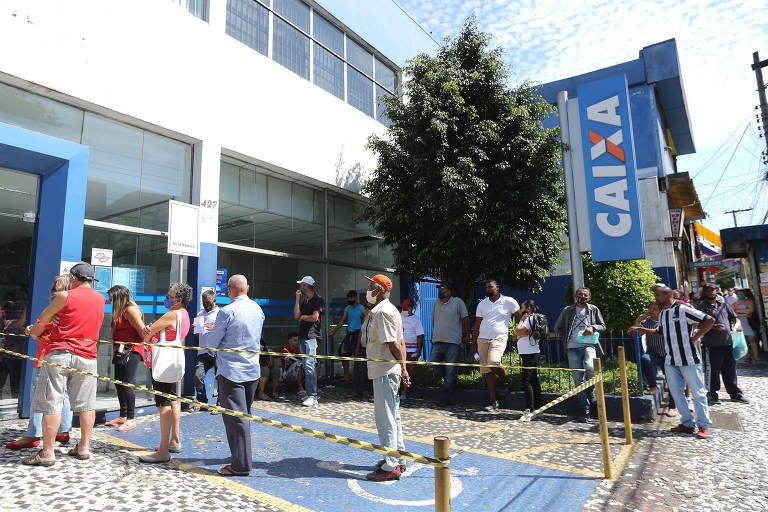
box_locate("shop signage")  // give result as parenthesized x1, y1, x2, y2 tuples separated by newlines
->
(91, 248, 113, 267)
(669, 208, 683, 238)
(167, 200, 200, 257)
(576, 74, 644, 262)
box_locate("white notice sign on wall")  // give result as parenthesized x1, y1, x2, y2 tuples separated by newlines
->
(167, 200, 200, 257)
(91, 248, 113, 266)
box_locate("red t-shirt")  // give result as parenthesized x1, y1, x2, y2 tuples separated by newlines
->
(281, 345, 301, 371)
(46, 286, 106, 360)
(34, 322, 53, 368)
(112, 306, 145, 360)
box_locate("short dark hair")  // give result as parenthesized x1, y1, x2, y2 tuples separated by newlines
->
(347, 290, 358, 298)
(485, 279, 500, 287)
(575, 286, 591, 295)
(202, 289, 216, 300)
(287, 332, 299, 340)
(522, 299, 540, 313)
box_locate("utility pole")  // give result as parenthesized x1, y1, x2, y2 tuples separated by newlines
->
(752, 51, 768, 179)
(725, 208, 752, 227)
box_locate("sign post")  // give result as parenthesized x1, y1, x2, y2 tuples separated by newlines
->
(167, 200, 200, 257)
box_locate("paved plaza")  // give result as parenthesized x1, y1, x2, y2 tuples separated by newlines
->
(1, 361, 766, 512)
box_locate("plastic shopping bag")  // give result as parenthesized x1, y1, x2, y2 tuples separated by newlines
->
(732, 331, 748, 361)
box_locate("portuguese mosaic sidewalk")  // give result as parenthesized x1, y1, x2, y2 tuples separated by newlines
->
(0, 360, 765, 511)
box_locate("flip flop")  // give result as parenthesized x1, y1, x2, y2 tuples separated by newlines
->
(68, 446, 91, 460)
(21, 451, 56, 467)
(116, 423, 137, 432)
(6, 439, 40, 449)
(217, 464, 250, 477)
(105, 418, 125, 426)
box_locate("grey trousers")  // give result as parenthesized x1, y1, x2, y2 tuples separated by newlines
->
(218, 375, 258, 473)
(373, 374, 405, 471)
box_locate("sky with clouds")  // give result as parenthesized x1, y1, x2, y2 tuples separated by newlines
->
(397, 0, 768, 233)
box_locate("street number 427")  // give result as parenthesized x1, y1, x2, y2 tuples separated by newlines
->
(201, 199, 218, 209)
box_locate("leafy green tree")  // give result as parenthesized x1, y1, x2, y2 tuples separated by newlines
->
(363, 18, 566, 305)
(568, 253, 660, 332)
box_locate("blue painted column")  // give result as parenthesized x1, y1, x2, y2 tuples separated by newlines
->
(0, 122, 89, 417)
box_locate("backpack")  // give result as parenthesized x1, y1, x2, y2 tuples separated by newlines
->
(529, 313, 549, 344)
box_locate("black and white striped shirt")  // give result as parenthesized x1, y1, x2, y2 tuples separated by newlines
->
(657, 303, 708, 366)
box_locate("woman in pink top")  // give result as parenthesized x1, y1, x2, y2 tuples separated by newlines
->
(138, 282, 192, 464)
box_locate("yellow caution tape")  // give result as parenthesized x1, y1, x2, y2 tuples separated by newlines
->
(449, 373, 604, 460)
(0, 331, 585, 372)
(0, 346, 449, 468)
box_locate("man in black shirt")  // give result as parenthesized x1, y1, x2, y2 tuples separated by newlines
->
(696, 282, 748, 404)
(294, 276, 324, 407)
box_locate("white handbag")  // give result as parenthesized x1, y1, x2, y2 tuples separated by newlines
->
(151, 310, 185, 383)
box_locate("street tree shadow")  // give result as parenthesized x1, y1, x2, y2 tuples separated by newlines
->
(176, 456, 372, 480)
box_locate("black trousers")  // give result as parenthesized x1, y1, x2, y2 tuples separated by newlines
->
(114, 351, 142, 419)
(354, 347, 370, 396)
(520, 353, 542, 412)
(218, 375, 258, 473)
(707, 345, 743, 400)
(193, 353, 217, 405)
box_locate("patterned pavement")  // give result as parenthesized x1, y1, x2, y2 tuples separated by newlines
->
(0, 361, 765, 511)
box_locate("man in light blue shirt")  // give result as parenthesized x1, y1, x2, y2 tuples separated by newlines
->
(192, 289, 220, 412)
(205, 274, 264, 476)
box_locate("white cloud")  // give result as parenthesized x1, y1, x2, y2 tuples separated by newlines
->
(396, 0, 768, 231)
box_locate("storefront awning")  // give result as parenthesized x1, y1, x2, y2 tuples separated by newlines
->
(721, 224, 768, 258)
(667, 172, 705, 220)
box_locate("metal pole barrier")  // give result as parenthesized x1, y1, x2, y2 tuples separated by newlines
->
(593, 358, 613, 479)
(434, 436, 451, 512)
(617, 347, 633, 445)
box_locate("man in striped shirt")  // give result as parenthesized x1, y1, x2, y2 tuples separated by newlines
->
(630, 283, 715, 439)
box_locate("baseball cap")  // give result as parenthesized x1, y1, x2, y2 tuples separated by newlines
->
(435, 280, 454, 289)
(365, 274, 392, 291)
(702, 282, 720, 289)
(296, 276, 315, 286)
(70, 262, 96, 282)
(651, 283, 672, 293)
(401, 298, 413, 309)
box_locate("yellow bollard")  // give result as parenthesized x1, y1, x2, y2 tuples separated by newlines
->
(617, 347, 633, 445)
(593, 358, 613, 480)
(434, 436, 451, 512)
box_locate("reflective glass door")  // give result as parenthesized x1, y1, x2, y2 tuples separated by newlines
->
(0, 167, 39, 419)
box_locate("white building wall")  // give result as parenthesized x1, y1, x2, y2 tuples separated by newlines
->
(0, 0, 387, 242)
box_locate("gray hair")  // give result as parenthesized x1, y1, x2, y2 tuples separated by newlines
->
(201, 289, 216, 300)
(169, 282, 193, 306)
(373, 282, 391, 299)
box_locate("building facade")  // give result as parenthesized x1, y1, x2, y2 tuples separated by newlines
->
(517, 39, 704, 322)
(0, 0, 438, 418)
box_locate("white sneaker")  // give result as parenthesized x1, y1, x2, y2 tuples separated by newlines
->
(302, 396, 318, 407)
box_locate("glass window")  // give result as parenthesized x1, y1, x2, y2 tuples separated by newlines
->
(226, 0, 269, 56)
(347, 67, 373, 117)
(376, 85, 394, 125)
(313, 43, 344, 100)
(81, 113, 192, 231)
(375, 58, 398, 92)
(186, 0, 208, 20)
(346, 38, 373, 77)
(0, 82, 83, 143)
(273, 0, 310, 32)
(218, 159, 324, 256)
(273, 17, 310, 80)
(327, 195, 395, 267)
(82, 227, 176, 405)
(312, 13, 343, 56)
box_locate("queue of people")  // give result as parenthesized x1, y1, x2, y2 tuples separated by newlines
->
(10, 261, 761, 475)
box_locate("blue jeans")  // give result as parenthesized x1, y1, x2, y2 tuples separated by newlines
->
(26, 366, 73, 437)
(430, 342, 460, 401)
(373, 374, 405, 471)
(567, 346, 596, 415)
(300, 338, 318, 397)
(665, 362, 711, 429)
(641, 352, 665, 390)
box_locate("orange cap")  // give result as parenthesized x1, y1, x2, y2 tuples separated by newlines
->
(365, 274, 392, 291)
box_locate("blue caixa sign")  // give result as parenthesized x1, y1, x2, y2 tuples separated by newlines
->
(577, 74, 644, 262)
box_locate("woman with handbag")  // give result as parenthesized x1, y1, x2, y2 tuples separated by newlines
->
(138, 282, 192, 463)
(105, 285, 146, 432)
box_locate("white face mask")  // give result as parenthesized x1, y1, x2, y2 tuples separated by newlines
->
(366, 290, 377, 304)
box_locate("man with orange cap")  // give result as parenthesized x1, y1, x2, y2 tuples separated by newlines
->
(362, 274, 410, 482)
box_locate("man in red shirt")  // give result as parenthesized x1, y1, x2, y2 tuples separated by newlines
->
(22, 262, 105, 466)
